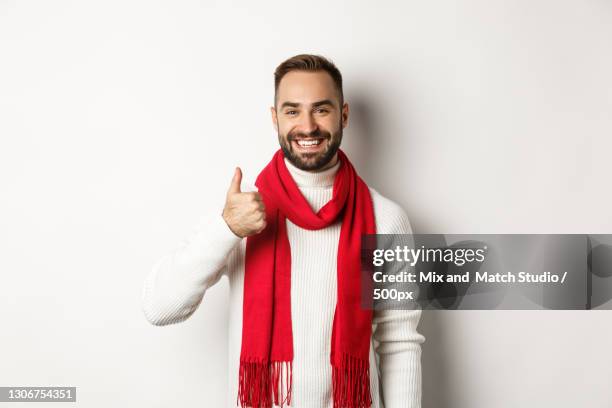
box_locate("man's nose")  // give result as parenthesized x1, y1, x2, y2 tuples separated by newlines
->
(298, 112, 318, 134)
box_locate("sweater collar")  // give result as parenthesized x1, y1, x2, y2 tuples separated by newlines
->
(284, 157, 340, 188)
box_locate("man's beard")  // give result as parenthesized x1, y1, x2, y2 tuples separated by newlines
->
(278, 127, 343, 171)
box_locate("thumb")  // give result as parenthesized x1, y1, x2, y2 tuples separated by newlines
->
(227, 167, 242, 194)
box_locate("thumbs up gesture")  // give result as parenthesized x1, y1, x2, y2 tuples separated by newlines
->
(222, 167, 267, 238)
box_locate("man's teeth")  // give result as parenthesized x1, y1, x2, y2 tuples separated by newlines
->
(296, 139, 322, 147)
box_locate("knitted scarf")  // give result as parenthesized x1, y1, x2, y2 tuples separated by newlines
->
(237, 148, 375, 408)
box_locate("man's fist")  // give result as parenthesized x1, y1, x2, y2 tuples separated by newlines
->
(222, 167, 267, 238)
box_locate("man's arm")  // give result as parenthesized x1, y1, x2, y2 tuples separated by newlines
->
(373, 309, 424, 408)
(141, 167, 264, 326)
(141, 213, 242, 326)
(371, 190, 426, 408)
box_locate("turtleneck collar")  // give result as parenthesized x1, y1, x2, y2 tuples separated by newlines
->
(284, 157, 340, 188)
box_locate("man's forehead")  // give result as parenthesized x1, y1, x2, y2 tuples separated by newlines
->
(277, 71, 339, 106)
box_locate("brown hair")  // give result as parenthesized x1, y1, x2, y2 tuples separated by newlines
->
(273, 54, 344, 108)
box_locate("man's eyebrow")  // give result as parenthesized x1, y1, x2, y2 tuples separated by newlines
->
(312, 99, 335, 108)
(280, 99, 336, 109)
(280, 101, 300, 109)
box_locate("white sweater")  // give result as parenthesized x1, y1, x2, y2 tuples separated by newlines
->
(141, 158, 425, 408)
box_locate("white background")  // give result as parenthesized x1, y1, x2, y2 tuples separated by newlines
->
(1, 1, 611, 407)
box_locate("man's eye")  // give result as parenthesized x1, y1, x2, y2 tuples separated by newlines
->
(286, 111, 297, 115)
(316, 109, 329, 114)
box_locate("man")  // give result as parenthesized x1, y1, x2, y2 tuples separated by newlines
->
(142, 54, 425, 408)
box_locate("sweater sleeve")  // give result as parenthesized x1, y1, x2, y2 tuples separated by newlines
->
(370, 190, 426, 408)
(141, 212, 242, 326)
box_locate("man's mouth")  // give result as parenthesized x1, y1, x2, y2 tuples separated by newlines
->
(296, 139, 322, 147)
(291, 137, 327, 152)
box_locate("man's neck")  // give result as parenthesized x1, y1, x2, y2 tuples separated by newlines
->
(284, 153, 340, 188)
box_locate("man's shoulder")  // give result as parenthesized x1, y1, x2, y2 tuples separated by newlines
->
(368, 187, 414, 235)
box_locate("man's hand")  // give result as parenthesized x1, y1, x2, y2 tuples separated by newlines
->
(222, 167, 267, 238)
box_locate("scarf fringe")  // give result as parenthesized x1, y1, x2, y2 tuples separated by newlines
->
(237, 359, 293, 407)
(332, 353, 372, 408)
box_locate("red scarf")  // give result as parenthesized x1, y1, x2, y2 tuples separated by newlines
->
(237, 148, 376, 408)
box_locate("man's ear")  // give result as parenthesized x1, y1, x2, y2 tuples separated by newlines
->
(270, 106, 278, 131)
(341, 102, 349, 129)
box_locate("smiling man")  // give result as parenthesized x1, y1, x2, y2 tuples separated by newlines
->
(142, 54, 425, 408)
(274, 71, 342, 172)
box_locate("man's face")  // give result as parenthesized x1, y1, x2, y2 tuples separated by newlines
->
(271, 70, 349, 171)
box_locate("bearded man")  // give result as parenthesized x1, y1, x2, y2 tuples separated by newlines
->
(142, 54, 425, 408)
